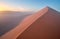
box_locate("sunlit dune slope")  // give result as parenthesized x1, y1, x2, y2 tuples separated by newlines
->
(0, 11, 33, 36)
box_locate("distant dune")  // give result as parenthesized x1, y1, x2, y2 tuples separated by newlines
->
(0, 11, 33, 36)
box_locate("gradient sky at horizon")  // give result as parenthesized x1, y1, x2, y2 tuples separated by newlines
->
(0, 0, 60, 12)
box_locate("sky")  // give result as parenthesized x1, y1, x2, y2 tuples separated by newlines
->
(0, 0, 60, 12)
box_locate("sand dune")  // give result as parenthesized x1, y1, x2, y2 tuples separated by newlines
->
(0, 7, 60, 39)
(17, 7, 60, 39)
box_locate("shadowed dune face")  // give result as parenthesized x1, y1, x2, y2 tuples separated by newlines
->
(17, 7, 60, 39)
(0, 11, 33, 36)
